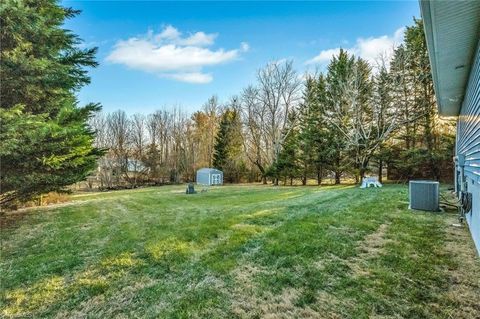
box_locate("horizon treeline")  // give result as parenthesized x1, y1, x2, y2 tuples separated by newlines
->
(88, 19, 455, 189)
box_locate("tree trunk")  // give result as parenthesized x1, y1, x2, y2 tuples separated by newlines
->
(335, 171, 341, 185)
(302, 162, 307, 186)
(358, 158, 369, 184)
(359, 170, 365, 182)
(358, 163, 368, 184)
(317, 167, 322, 186)
(255, 160, 267, 185)
(378, 159, 383, 183)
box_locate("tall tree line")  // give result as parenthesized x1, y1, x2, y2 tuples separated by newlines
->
(86, 19, 454, 189)
(385, 19, 455, 181)
(88, 96, 249, 189)
(269, 19, 455, 184)
(1, 1, 455, 207)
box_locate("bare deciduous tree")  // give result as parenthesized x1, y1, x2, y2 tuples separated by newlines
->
(130, 113, 147, 185)
(241, 85, 268, 183)
(327, 58, 399, 180)
(242, 60, 302, 184)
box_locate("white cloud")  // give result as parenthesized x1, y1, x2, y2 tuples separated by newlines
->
(106, 25, 248, 84)
(179, 32, 217, 47)
(152, 25, 217, 47)
(306, 48, 349, 65)
(306, 27, 405, 68)
(240, 42, 250, 52)
(108, 42, 238, 71)
(163, 72, 213, 84)
(355, 27, 404, 65)
(156, 25, 181, 41)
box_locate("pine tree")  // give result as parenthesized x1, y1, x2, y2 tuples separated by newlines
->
(0, 0, 103, 207)
(311, 74, 332, 185)
(349, 57, 374, 181)
(213, 108, 244, 183)
(324, 49, 355, 184)
(297, 75, 329, 185)
(372, 64, 394, 183)
(387, 18, 455, 181)
(271, 112, 299, 185)
(405, 18, 440, 179)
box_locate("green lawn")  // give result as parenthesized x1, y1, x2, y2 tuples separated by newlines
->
(1, 185, 479, 318)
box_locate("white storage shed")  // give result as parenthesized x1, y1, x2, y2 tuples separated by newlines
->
(196, 168, 223, 186)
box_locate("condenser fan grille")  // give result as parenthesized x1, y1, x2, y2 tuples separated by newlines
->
(409, 181, 440, 212)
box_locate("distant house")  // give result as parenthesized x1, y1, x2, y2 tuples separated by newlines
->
(196, 168, 223, 186)
(421, 1, 480, 253)
(127, 159, 147, 173)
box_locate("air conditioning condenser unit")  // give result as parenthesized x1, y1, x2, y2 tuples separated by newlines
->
(409, 180, 440, 212)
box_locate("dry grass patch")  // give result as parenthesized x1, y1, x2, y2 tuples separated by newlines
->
(442, 215, 480, 319)
(346, 222, 393, 277)
(232, 287, 320, 319)
(230, 263, 324, 318)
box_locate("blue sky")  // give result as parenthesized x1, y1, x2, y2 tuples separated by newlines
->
(64, 1, 420, 114)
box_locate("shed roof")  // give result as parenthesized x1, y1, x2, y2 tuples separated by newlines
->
(197, 168, 222, 173)
(420, 0, 480, 116)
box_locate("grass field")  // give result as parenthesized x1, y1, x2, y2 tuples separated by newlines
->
(1, 184, 479, 318)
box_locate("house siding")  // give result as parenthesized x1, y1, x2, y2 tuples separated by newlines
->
(456, 40, 480, 254)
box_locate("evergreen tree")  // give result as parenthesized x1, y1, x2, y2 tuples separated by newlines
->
(386, 18, 455, 181)
(349, 57, 374, 181)
(322, 50, 394, 183)
(311, 75, 331, 185)
(297, 75, 331, 185)
(324, 49, 355, 184)
(0, 0, 103, 207)
(405, 18, 441, 179)
(270, 112, 300, 185)
(213, 107, 244, 183)
(297, 77, 317, 185)
(372, 64, 394, 183)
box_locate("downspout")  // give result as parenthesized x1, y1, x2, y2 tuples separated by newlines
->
(455, 154, 466, 194)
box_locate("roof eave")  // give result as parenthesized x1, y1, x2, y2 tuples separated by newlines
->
(420, 0, 480, 117)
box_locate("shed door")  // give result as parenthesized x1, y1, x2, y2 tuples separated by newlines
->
(211, 174, 221, 185)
